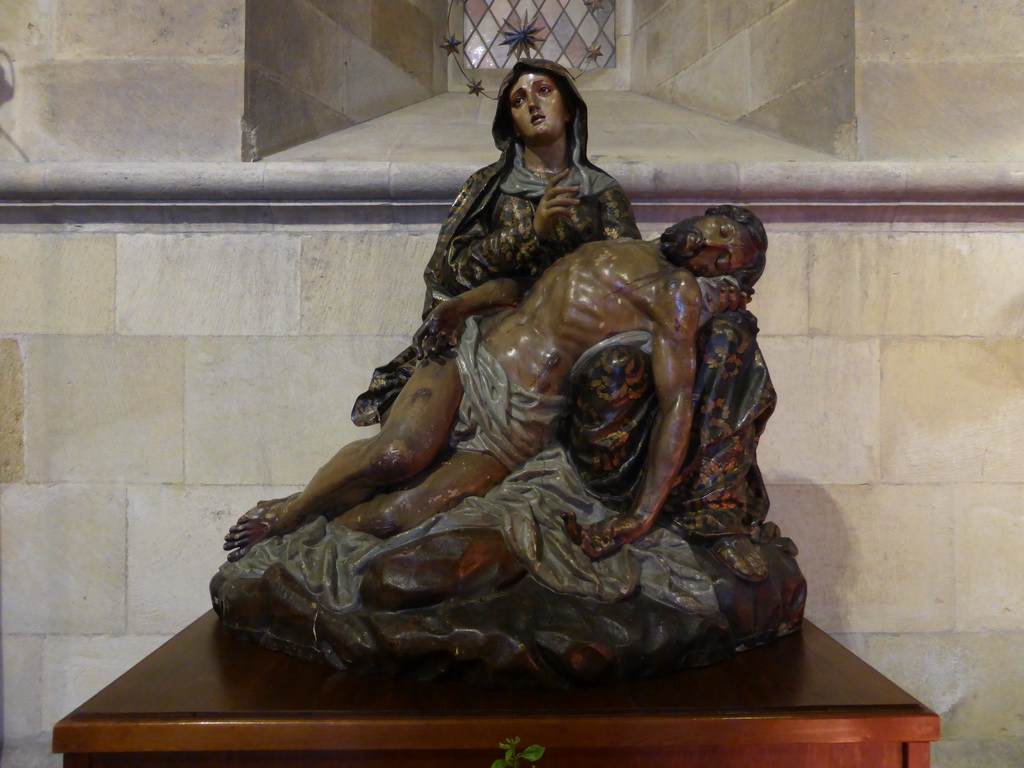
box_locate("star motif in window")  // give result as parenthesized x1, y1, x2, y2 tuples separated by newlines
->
(499, 13, 547, 60)
(584, 0, 605, 11)
(467, 80, 486, 96)
(439, 35, 461, 57)
(584, 43, 603, 63)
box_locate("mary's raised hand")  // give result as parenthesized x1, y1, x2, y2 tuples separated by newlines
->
(533, 168, 579, 241)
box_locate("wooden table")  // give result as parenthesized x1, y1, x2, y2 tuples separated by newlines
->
(53, 612, 939, 767)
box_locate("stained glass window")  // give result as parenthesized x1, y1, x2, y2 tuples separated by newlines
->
(463, 0, 616, 69)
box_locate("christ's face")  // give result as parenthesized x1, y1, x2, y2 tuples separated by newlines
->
(683, 216, 757, 277)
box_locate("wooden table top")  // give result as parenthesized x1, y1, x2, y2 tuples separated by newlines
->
(54, 612, 940, 754)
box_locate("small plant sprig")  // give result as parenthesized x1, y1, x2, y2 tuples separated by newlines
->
(492, 736, 545, 768)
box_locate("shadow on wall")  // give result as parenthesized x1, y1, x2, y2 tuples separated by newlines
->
(768, 482, 852, 634)
(0, 50, 29, 162)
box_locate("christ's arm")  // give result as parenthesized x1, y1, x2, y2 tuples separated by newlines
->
(414, 278, 522, 361)
(565, 277, 701, 558)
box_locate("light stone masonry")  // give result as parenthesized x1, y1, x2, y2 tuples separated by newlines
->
(857, 0, 1024, 61)
(341, 31, 434, 126)
(0, 337, 25, 482)
(41, 634, 172, 730)
(24, 336, 185, 483)
(757, 336, 880, 485)
(184, 336, 405, 486)
(0, 234, 115, 334)
(857, 61, 1024, 162)
(881, 338, 1024, 484)
(300, 233, 433, 335)
(743, 232, 810, 336)
(127, 484, 301, 634)
(708, 0, 789, 48)
(52, 0, 243, 59)
(651, 32, 752, 122)
(631, 0, 708, 91)
(809, 232, 1024, 337)
(246, 0, 348, 114)
(116, 233, 301, 337)
(769, 483, 956, 634)
(742, 66, 857, 158)
(0, 484, 127, 634)
(951, 484, 1024, 632)
(747, 0, 854, 107)
(1, 634, 43, 739)
(17, 60, 243, 162)
(863, 632, 1024, 742)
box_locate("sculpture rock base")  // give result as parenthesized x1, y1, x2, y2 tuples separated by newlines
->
(213, 533, 804, 688)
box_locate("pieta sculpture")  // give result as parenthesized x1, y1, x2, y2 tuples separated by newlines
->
(210, 60, 804, 687)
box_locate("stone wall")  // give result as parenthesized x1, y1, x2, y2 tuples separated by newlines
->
(630, 0, 1024, 161)
(0, 166, 1022, 766)
(0, 0, 448, 163)
(855, 0, 1024, 160)
(245, 0, 449, 159)
(630, 0, 856, 158)
(0, 0, 245, 162)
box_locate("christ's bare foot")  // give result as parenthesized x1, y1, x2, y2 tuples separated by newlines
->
(223, 493, 304, 562)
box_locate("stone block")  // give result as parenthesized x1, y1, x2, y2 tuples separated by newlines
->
(0, 234, 115, 334)
(313, 0, 371, 42)
(880, 338, 1024, 483)
(2, 634, 43, 738)
(53, 0, 243, 58)
(633, 0, 672, 29)
(709, 0, 789, 48)
(0, 338, 25, 482)
(746, 232, 809, 336)
(675, 118, 834, 163)
(756, 337, 880, 485)
(858, 61, 1024, 162)
(371, 0, 439, 93)
(342, 30, 432, 125)
(742, 65, 855, 157)
(24, 336, 185, 483)
(116, 233, 300, 336)
(863, 632, 1024, 741)
(749, 0, 854, 107)
(857, 633, 967, 730)
(1, 484, 126, 634)
(41, 634, 170, 728)
(858, 0, 1024, 61)
(17, 60, 242, 162)
(301, 233, 433, 335)
(127, 484, 299, 634)
(0, 736, 61, 768)
(246, 0, 346, 111)
(185, 336, 408, 485)
(809, 232, 1024, 337)
(934, 739, 1024, 768)
(951, 485, 1024, 632)
(653, 32, 752, 121)
(634, 0, 708, 91)
(768, 483, 955, 633)
(244, 65, 351, 159)
(0, 0, 51, 61)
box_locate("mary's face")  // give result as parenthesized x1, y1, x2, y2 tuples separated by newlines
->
(508, 73, 569, 147)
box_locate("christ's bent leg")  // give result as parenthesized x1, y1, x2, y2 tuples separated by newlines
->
(334, 449, 508, 538)
(291, 358, 464, 521)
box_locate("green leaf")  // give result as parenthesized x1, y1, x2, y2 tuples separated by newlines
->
(492, 759, 509, 768)
(521, 745, 545, 762)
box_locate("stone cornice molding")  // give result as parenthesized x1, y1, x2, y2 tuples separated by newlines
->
(1, 162, 1022, 222)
